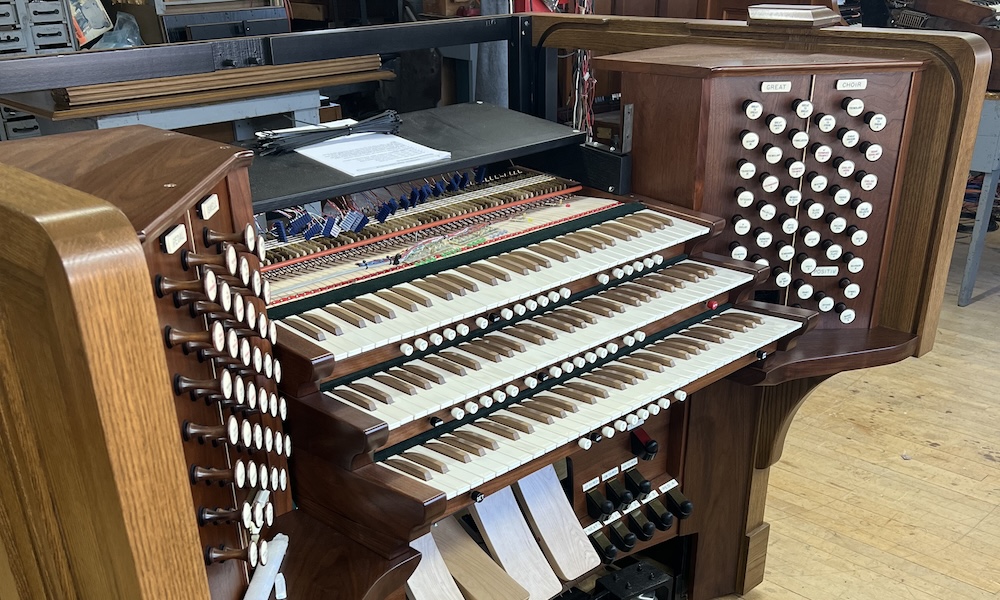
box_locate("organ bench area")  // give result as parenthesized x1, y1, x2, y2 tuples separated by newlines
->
(0, 24, 987, 600)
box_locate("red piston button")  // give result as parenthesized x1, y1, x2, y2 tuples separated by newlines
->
(707, 300, 719, 310)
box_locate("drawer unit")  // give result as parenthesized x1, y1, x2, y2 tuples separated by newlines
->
(1, 105, 31, 120)
(30, 21, 68, 46)
(25, 0, 65, 24)
(0, 2, 18, 26)
(4, 117, 40, 139)
(25, 2, 63, 24)
(0, 28, 27, 53)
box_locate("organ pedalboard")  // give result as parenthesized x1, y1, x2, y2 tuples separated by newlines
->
(260, 163, 816, 598)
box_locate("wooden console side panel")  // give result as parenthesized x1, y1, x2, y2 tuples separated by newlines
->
(0, 164, 209, 599)
(531, 14, 991, 355)
(678, 379, 758, 600)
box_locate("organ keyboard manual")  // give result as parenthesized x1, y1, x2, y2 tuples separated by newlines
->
(0, 8, 989, 600)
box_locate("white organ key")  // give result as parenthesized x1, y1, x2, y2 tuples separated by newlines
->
(380, 310, 803, 498)
(318, 262, 754, 432)
(272, 214, 710, 359)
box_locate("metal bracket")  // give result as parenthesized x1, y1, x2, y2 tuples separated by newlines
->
(587, 103, 633, 156)
(212, 37, 267, 69)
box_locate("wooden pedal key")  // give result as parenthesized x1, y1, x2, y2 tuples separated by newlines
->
(406, 532, 465, 600)
(469, 487, 563, 599)
(431, 516, 529, 600)
(513, 465, 601, 581)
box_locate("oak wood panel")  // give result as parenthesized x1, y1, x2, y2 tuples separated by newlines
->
(0, 164, 209, 599)
(679, 378, 760, 600)
(1, 126, 295, 600)
(0, 70, 396, 121)
(291, 451, 446, 557)
(53, 55, 382, 107)
(530, 13, 991, 355)
(729, 326, 918, 385)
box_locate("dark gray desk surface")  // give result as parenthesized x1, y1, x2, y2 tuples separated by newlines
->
(249, 102, 584, 212)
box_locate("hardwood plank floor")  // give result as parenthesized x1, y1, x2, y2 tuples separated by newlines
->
(724, 228, 1000, 600)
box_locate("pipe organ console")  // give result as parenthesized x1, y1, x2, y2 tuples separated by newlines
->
(0, 13, 988, 600)
(261, 167, 817, 599)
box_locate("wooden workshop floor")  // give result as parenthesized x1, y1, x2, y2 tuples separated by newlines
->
(724, 228, 1000, 600)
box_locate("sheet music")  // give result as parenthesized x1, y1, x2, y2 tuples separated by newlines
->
(295, 132, 451, 177)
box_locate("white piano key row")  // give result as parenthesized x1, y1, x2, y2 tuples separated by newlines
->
(322, 260, 752, 431)
(275, 210, 711, 362)
(376, 309, 803, 500)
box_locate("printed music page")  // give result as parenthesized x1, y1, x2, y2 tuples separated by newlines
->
(295, 133, 451, 177)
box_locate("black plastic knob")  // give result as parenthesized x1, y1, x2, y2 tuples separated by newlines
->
(609, 521, 637, 551)
(606, 479, 634, 512)
(663, 486, 693, 519)
(623, 468, 652, 501)
(587, 490, 615, 520)
(646, 499, 674, 531)
(589, 531, 618, 563)
(627, 509, 656, 541)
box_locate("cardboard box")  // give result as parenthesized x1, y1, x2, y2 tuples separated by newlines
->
(422, 0, 474, 16)
(290, 2, 326, 20)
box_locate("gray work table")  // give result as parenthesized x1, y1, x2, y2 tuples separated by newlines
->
(961, 94, 1000, 306)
